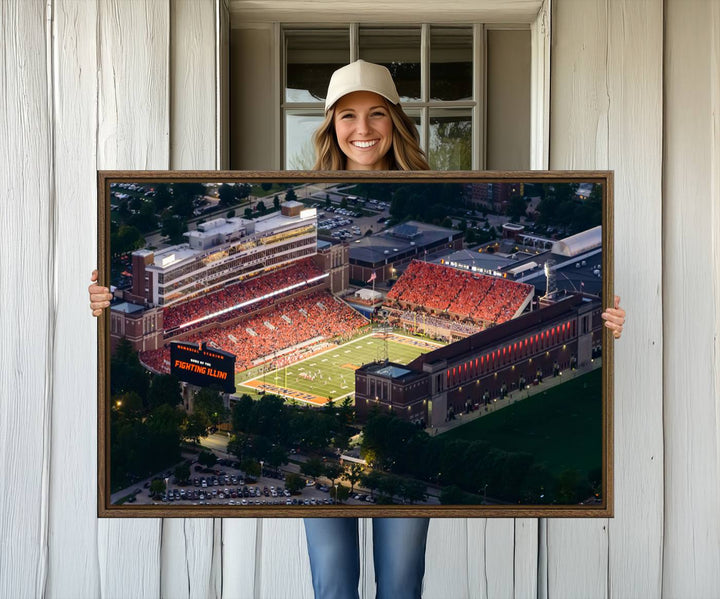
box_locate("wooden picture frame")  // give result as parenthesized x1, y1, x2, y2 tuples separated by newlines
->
(98, 170, 614, 518)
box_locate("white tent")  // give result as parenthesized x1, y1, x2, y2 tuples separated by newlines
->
(551, 225, 602, 257)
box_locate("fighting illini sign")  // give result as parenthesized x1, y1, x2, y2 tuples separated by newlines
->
(170, 341, 236, 393)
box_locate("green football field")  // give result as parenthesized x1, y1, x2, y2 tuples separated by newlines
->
(441, 369, 603, 476)
(238, 333, 440, 404)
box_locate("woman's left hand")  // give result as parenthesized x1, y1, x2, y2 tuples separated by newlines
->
(601, 295, 625, 339)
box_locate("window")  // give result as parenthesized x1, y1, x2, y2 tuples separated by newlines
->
(229, 21, 534, 170)
(283, 25, 481, 170)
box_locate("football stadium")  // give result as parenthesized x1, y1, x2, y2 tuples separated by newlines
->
(110, 190, 604, 428)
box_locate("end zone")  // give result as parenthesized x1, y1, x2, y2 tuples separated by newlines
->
(241, 379, 330, 406)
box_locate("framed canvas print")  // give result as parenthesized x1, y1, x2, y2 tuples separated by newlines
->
(97, 170, 614, 518)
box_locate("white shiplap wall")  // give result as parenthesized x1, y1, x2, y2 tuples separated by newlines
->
(48, 0, 100, 596)
(0, 1, 53, 598)
(548, 1, 664, 598)
(663, 1, 720, 596)
(1, 0, 719, 597)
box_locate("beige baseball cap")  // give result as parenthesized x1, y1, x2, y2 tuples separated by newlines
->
(324, 60, 400, 112)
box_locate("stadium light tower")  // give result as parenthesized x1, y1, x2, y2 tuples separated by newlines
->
(375, 309, 390, 363)
(383, 310, 390, 363)
(543, 259, 557, 300)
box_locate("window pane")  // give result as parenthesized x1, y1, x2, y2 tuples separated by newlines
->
(430, 27, 473, 101)
(285, 30, 349, 103)
(402, 109, 423, 149)
(429, 109, 472, 170)
(285, 112, 324, 169)
(359, 27, 421, 102)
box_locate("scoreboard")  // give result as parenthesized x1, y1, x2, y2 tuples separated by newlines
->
(170, 341, 236, 393)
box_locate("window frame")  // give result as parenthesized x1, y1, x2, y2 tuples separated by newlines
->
(281, 23, 487, 170)
(226, 1, 551, 171)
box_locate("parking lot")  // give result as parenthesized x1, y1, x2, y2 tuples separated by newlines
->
(115, 457, 384, 508)
(312, 191, 391, 240)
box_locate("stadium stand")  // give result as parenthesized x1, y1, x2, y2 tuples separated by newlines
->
(386, 260, 533, 326)
(162, 258, 324, 331)
(141, 290, 368, 374)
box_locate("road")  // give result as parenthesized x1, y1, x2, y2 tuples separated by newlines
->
(200, 432, 231, 455)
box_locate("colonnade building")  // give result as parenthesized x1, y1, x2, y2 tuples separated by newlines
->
(354, 293, 602, 427)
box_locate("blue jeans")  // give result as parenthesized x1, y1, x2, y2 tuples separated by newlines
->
(303, 517, 430, 599)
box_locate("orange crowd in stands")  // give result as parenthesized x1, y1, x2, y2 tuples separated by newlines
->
(162, 258, 324, 331)
(141, 290, 368, 374)
(386, 260, 533, 324)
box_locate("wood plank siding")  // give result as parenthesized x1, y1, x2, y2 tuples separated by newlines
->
(1, 0, 717, 597)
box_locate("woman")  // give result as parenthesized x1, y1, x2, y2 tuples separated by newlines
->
(302, 60, 432, 599)
(89, 60, 626, 599)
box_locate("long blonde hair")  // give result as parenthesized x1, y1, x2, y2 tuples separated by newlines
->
(312, 100, 430, 171)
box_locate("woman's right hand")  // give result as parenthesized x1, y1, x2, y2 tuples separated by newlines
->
(89, 269, 113, 317)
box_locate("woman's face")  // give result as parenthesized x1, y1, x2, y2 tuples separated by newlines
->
(333, 91, 394, 170)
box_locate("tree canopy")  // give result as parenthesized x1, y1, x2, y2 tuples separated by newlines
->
(285, 188, 297, 203)
(358, 412, 586, 504)
(193, 387, 227, 426)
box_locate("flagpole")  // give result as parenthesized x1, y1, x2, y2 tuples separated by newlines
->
(367, 270, 377, 324)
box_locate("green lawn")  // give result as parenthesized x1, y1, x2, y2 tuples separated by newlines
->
(443, 369, 603, 476)
(238, 333, 438, 402)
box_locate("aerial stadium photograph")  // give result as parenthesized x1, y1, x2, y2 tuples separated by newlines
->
(98, 171, 613, 517)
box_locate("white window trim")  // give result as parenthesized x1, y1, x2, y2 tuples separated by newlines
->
(228, 1, 544, 25)
(530, 0, 551, 170)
